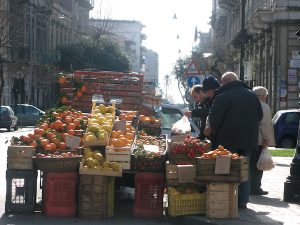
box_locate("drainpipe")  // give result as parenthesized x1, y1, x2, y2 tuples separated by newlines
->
(239, 0, 246, 81)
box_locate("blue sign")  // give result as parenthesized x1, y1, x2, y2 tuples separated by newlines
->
(187, 76, 200, 88)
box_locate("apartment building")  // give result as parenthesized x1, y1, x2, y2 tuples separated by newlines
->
(211, 0, 300, 111)
(1, 0, 93, 109)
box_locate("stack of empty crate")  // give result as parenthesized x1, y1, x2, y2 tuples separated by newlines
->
(195, 156, 249, 218)
(6, 145, 37, 213)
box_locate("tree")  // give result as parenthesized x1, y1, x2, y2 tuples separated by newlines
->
(58, 37, 132, 72)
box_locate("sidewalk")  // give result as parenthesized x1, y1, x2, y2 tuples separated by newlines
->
(0, 157, 299, 225)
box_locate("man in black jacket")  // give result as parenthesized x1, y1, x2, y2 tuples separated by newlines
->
(208, 72, 263, 209)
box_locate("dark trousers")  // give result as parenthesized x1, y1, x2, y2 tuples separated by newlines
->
(250, 145, 264, 191)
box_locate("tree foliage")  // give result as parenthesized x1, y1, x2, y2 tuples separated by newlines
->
(172, 48, 210, 105)
(58, 37, 132, 72)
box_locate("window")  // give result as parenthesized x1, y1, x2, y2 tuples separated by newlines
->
(25, 106, 39, 115)
(283, 113, 299, 125)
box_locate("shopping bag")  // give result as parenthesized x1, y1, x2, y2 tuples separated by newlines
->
(171, 116, 191, 135)
(257, 147, 275, 171)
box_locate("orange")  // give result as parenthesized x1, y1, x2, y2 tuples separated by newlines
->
(73, 119, 80, 128)
(68, 129, 75, 136)
(59, 142, 66, 150)
(67, 123, 76, 130)
(40, 139, 49, 147)
(139, 115, 146, 121)
(144, 117, 150, 123)
(58, 76, 66, 85)
(125, 133, 134, 140)
(21, 135, 31, 143)
(50, 143, 57, 151)
(46, 132, 55, 140)
(44, 144, 52, 151)
(119, 137, 128, 147)
(126, 114, 133, 121)
(53, 120, 63, 131)
(64, 116, 72, 125)
(30, 141, 37, 148)
(52, 138, 61, 146)
(111, 131, 119, 138)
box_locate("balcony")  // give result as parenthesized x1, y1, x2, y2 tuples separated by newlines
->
(246, 0, 273, 34)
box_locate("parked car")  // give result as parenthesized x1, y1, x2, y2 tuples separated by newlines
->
(10, 104, 45, 126)
(155, 104, 200, 138)
(272, 109, 300, 148)
(0, 106, 18, 131)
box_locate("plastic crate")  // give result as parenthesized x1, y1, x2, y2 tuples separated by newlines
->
(43, 172, 78, 217)
(133, 172, 164, 218)
(5, 170, 37, 213)
(168, 187, 206, 217)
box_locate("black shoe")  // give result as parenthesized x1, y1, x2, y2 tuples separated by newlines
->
(238, 204, 247, 209)
(251, 188, 268, 195)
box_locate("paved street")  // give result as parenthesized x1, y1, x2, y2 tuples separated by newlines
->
(0, 129, 299, 224)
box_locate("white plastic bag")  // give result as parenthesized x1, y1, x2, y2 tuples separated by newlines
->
(257, 147, 275, 171)
(171, 116, 191, 135)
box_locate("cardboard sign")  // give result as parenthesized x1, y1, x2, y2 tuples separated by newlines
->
(113, 120, 126, 132)
(65, 135, 81, 149)
(143, 145, 160, 153)
(178, 165, 195, 183)
(215, 156, 231, 174)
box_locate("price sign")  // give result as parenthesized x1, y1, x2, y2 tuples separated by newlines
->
(215, 156, 231, 174)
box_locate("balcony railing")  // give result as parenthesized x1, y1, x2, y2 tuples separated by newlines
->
(246, 0, 273, 21)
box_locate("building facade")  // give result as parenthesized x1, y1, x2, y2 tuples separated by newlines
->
(0, 0, 93, 109)
(89, 19, 144, 74)
(143, 49, 159, 85)
(211, 0, 300, 112)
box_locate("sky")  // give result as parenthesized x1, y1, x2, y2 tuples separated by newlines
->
(90, 0, 212, 103)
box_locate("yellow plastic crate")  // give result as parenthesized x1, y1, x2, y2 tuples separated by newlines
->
(168, 187, 206, 217)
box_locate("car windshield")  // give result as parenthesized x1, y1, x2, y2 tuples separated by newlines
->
(156, 107, 183, 130)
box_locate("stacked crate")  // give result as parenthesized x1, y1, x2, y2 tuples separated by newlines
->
(78, 175, 115, 219)
(5, 146, 37, 213)
(60, 71, 144, 112)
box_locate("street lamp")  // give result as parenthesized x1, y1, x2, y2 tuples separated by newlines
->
(283, 29, 300, 203)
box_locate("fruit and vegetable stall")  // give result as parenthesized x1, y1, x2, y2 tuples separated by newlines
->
(5, 102, 248, 220)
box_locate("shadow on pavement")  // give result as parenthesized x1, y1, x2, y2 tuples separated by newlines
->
(250, 195, 289, 208)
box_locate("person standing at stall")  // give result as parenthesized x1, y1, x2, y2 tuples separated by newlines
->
(251, 86, 275, 195)
(184, 76, 220, 140)
(208, 72, 263, 209)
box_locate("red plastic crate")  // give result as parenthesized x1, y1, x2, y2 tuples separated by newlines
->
(134, 172, 164, 218)
(43, 172, 78, 217)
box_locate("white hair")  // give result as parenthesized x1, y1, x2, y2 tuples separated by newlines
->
(253, 86, 268, 99)
(221, 72, 238, 85)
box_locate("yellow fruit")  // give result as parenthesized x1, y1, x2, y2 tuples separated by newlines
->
(103, 161, 111, 168)
(94, 153, 105, 164)
(111, 162, 120, 171)
(85, 157, 96, 168)
(84, 151, 94, 158)
(87, 125, 101, 134)
(84, 134, 97, 142)
(98, 104, 106, 115)
(83, 147, 92, 155)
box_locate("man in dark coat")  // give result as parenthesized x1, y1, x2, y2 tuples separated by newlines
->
(208, 72, 263, 209)
(184, 76, 220, 140)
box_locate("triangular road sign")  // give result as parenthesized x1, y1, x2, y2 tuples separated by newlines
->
(186, 60, 201, 76)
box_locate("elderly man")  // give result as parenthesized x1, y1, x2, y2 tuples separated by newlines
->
(208, 72, 263, 209)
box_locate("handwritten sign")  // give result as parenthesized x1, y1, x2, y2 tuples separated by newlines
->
(215, 156, 231, 174)
(113, 120, 126, 132)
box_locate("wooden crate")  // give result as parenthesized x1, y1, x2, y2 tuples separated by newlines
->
(195, 156, 248, 183)
(166, 162, 196, 186)
(79, 175, 114, 219)
(206, 183, 239, 219)
(105, 146, 132, 170)
(7, 146, 35, 170)
(79, 162, 122, 177)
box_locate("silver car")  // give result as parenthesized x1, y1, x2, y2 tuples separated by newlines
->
(11, 104, 45, 126)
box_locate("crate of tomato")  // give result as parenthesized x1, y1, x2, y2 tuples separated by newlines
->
(131, 135, 168, 172)
(168, 135, 210, 165)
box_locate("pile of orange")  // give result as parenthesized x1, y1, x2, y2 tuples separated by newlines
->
(19, 108, 88, 151)
(139, 114, 160, 124)
(109, 124, 135, 148)
(118, 111, 137, 121)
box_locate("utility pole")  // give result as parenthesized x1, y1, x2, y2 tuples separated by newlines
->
(165, 74, 169, 98)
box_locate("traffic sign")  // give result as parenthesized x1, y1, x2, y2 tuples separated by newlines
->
(188, 76, 200, 88)
(186, 60, 201, 76)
